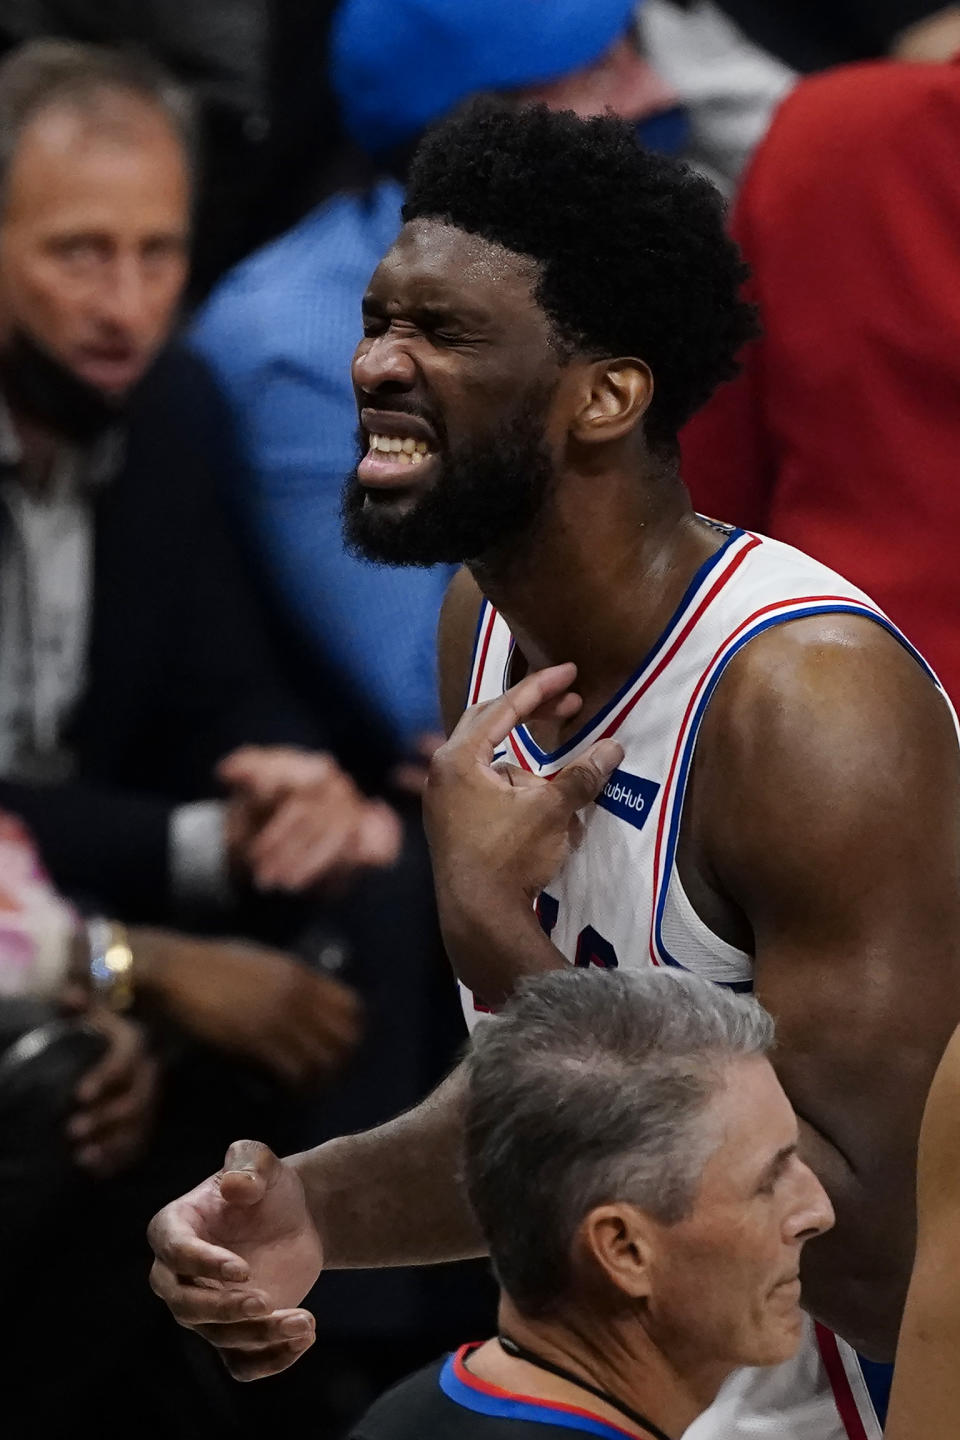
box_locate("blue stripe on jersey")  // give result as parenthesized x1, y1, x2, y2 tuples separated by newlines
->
(439, 1354, 637, 1439)
(466, 594, 491, 708)
(653, 603, 943, 974)
(514, 527, 746, 767)
(856, 1356, 891, 1427)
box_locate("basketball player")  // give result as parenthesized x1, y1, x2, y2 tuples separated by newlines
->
(147, 101, 960, 1438)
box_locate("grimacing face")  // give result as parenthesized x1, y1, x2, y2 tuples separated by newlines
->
(0, 94, 189, 397)
(639, 1056, 834, 1371)
(345, 219, 578, 567)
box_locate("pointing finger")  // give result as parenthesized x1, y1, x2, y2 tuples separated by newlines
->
(452, 664, 579, 761)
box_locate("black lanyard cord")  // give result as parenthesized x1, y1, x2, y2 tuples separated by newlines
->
(497, 1333, 674, 1440)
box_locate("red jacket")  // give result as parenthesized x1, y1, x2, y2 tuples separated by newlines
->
(682, 59, 960, 704)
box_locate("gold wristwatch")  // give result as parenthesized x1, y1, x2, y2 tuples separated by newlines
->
(86, 917, 135, 1012)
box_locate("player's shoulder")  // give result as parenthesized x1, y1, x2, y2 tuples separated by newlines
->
(703, 608, 954, 778)
(718, 607, 938, 715)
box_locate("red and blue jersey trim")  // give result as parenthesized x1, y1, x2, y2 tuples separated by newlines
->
(815, 1325, 888, 1438)
(440, 1346, 644, 1439)
(470, 527, 759, 775)
(649, 596, 945, 979)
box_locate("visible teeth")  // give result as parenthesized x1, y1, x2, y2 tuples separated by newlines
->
(398, 450, 412, 464)
(368, 433, 433, 457)
(411, 451, 423, 465)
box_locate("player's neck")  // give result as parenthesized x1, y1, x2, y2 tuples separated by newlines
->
(471, 461, 723, 729)
(465, 1295, 725, 1439)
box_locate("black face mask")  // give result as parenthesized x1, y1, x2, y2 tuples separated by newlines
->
(0, 327, 133, 445)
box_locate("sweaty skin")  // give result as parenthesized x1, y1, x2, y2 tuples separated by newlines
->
(148, 215, 960, 1378)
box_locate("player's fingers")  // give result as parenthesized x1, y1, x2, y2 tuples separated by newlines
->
(218, 1139, 286, 1209)
(550, 739, 624, 813)
(152, 1274, 274, 1326)
(450, 664, 579, 760)
(192, 1308, 315, 1351)
(221, 1334, 316, 1382)
(525, 689, 584, 727)
(148, 1220, 249, 1282)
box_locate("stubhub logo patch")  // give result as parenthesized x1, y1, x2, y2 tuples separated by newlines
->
(595, 767, 661, 831)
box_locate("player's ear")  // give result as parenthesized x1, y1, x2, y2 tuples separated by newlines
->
(570, 358, 653, 446)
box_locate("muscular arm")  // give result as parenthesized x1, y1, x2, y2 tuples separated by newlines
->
(885, 1023, 960, 1439)
(430, 605, 960, 1355)
(289, 1064, 485, 1268)
(694, 616, 960, 1358)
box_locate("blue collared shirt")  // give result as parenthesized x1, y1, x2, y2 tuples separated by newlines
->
(191, 179, 455, 750)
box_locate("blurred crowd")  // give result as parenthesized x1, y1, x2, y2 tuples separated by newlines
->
(1, 1, 959, 1437)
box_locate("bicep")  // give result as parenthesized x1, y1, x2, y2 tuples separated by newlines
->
(707, 621, 960, 1157)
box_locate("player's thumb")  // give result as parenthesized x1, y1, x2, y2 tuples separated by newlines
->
(552, 739, 624, 813)
(219, 1139, 283, 1207)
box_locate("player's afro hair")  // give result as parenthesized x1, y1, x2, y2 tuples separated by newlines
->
(402, 98, 759, 449)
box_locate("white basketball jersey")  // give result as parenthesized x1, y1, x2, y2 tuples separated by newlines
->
(462, 522, 957, 1440)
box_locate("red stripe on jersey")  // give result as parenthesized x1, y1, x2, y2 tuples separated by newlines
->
(507, 729, 534, 771)
(510, 533, 761, 772)
(598, 535, 761, 742)
(470, 606, 498, 706)
(648, 593, 884, 963)
(815, 1325, 871, 1440)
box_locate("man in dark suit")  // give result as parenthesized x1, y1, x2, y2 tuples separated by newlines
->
(0, 38, 401, 929)
(0, 40, 492, 1438)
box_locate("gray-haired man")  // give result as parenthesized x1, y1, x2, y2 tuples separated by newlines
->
(349, 969, 832, 1440)
(157, 967, 832, 1440)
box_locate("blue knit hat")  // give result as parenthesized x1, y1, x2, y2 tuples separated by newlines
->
(331, 0, 642, 157)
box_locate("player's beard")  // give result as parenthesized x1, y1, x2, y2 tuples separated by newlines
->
(342, 383, 557, 568)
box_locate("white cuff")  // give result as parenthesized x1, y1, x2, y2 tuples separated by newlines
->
(169, 800, 231, 910)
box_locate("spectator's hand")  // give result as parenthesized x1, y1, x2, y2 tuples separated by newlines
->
(132, 929, 362, 1088)
(218, 746, 402, 892)
(148, 1139, 321, 1380)
(389, 730, 446, 797)
(67, 1008, 160, 1177)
